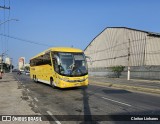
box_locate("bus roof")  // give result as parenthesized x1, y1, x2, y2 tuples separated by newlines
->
(50, 47, 83, 53)
(30, 47, 83, 60)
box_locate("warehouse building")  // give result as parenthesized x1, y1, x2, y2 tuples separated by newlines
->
(84, 27, 160, 80)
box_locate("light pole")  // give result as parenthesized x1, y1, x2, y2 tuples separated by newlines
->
(0, 53, 4, 72)
(10, 58, 13, 73)
(0, 51, 8, 72)
(0, 55, 3, 72)
(127, 39, 131, 80)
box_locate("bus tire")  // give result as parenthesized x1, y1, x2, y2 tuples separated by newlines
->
(34, 75, 38, 83)
(33, 75, 35, 81)
(50, 78, 55, 88)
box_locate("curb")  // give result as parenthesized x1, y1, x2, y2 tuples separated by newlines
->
(89, 80, 160, 94)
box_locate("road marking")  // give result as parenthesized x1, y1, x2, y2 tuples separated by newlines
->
(27, 89, 30, 92)
(34, 97, 39, 102)
(102, 97, 132, 107)
(47, 111, 61, 124)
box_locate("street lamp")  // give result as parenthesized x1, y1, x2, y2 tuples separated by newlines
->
(0, 19, 19, 25)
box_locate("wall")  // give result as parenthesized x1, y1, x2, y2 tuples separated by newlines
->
(121, 66, 160, 80)
(89, 66, 160, 80)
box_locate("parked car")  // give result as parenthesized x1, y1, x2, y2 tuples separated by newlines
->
(25, 71, 30, 76)
(12, 69, 18, 72)
(17, 71, 22, 75)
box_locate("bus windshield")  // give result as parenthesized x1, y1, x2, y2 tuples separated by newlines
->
(53, 52, 88, 76)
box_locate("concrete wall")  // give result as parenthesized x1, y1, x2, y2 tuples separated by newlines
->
(89, 66, 160, 80)
(121, 66, 160, 80)
(89, 67, 114, 77)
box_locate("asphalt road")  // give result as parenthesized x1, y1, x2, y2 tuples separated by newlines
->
(13, 73, 160, 124)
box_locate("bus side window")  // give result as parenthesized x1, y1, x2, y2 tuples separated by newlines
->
(43, 53, 52, 66)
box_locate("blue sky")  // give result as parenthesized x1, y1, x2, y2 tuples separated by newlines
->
(0, 0, 160, 67)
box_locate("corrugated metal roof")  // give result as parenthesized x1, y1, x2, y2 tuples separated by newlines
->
(107, 27, 160, 34)
(84, 27, 160, 51)
(50, 47, 83, 53)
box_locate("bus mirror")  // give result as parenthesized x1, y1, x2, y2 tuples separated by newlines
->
(86, 56, 93, 65)
(54, 55, 61, 65)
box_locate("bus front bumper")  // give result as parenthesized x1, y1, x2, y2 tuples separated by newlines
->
(58, 77, 88, 88)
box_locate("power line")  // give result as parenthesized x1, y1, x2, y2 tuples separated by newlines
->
(0, 33, 52, 47)
(0, 0, 10, 53)
(92, 55, 128, 62)
(0, 0, 10, 10)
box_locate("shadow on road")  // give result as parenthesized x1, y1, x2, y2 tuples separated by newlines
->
(103, 89, 131, 94)
(80, 86, 99, 124)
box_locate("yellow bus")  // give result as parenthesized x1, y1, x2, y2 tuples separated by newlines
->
(30, 47, 89, 88)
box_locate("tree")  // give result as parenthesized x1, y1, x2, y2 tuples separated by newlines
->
(9, 65, 14, 70)
(0, 63, 14, 72)
(110, 66, 125, 78)
(24, 66, 30, 71)
(20, 66, 25, 71)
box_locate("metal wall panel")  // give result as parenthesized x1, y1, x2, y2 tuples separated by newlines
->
(146, 37, 160, 65)
(85, 27, 160, 69)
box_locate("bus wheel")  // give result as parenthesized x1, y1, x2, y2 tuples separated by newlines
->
(50, 78, 55, 88)
(34, 75, 38, 83)
(33, 75, 35, 81)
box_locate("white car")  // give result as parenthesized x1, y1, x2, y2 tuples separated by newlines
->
(25, 71, 30, 76)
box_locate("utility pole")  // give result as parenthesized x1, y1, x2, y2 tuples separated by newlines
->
(0, 54, 4, 72)
(127, 39, 131, 80)
(0, 5, 10, 10)
(0, 51, 8, 72)
(0, 55, 2, 79)
(10, 58, 13, 73)
(0, 4, 10, 75)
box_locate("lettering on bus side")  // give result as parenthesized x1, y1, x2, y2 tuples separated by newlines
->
(31, 68, 35, 70)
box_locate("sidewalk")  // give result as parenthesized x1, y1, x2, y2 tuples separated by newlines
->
(0, 73, 49, 124)
(89, 76, 160, 94)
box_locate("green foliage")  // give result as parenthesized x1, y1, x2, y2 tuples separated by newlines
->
(0, 63, 14, 72)
(111, 66, 125, 72)
(110, 66, 125, 78)
(20, 67, 24, 70)
(24, 66, 30, 71)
